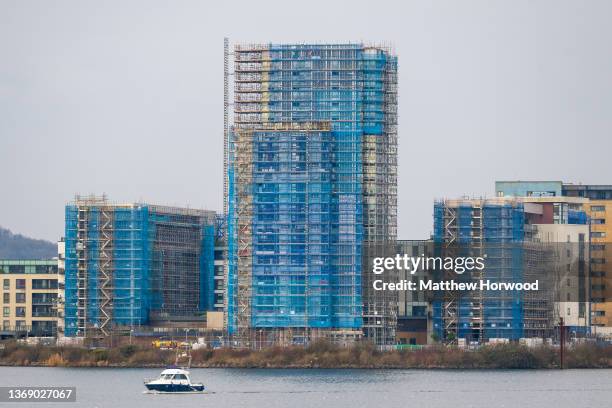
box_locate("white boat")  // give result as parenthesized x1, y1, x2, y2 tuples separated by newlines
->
(144, 368, 205, 393)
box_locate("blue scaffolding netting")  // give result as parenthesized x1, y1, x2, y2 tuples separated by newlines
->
(227, 44, 397, 334)
(64, 203, 216, 336)
(432, 201, 525, 341)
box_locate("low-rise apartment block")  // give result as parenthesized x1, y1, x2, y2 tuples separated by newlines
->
(0, 260, 61, 338)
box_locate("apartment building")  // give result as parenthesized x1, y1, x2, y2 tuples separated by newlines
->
(0, 260, 60, 337)
(225, 42, 398, 346)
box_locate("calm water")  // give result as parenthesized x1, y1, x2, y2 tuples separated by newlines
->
(0, 367, 611, 408)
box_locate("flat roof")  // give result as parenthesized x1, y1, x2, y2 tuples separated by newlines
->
(496, 180, 562, 183)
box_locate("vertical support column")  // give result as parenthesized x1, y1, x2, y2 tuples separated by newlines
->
(224, 37, 229, 217)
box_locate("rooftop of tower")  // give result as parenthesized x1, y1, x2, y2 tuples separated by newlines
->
(233, 41, 396, 55)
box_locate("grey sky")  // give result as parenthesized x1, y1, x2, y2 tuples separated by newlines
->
(1, 0, 611, 242)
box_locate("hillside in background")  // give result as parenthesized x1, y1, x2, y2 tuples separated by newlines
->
(0, 226, 56, 260)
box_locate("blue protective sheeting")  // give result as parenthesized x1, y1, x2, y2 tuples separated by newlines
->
(64, 203, 216, 336)
(432, 201, 526, 342)
(227, 44, 397, 332)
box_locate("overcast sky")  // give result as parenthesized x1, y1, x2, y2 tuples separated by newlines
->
(1, 0, 611, 242)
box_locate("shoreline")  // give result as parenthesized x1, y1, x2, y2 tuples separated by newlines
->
(1, 341, 610, 370)
(2, 363, 611, 370)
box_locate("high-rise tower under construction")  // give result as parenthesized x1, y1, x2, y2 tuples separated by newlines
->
(224, 41, 398, 346)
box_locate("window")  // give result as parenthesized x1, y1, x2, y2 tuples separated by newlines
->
(15, 307, 25, 317)
(2, 320, 8, 330)
(567, 308, 571, 316)
(16, 279, 25, 290)
(413, 306, 427, 317)
(15, 293, 25, 303)
(527, 191, 556, 197)
(32, 279, 58, 290)
(2, 307, 9, 317)
(35, 265, 57, 274)
(3, 279, 8, 290)
(2, 293, 8, 303)
(214, 250, 224, 261)
(15, 320, 25, 329)
(591, 205, 605, 212)
(32, 293, 56, 304)
(567, 293, 571, 301)
(592, 232, 607, 238)
(592, 218, 606, 225)
(591, 244, 606, 251)
(32, 305, 54, 317)
(8, 265, 24, 274)
(567, 278, 571, 287)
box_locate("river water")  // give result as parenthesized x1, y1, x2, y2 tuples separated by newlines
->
(0, 367, 610, 408)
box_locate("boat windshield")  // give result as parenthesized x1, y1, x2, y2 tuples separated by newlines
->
(173, 374, 188, 380)
(159, 374, 173, 380)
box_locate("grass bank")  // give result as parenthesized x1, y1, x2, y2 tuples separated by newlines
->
(0, 341, 610, 369)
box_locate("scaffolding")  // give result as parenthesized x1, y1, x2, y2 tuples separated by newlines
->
(64, 195, 216, 338)
(433, 198, 527, 343)
(234, 125, 254, 344)
(226, 42, 398, 346)
(98, 207, 113, 336)
(223, 37, 230, 217)
(522, 240, 554, 338)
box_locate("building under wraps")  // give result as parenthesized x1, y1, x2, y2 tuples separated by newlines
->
(433, 199, 529, 343)
(225, 42, 398, 346)
(64, 195, 217, 338)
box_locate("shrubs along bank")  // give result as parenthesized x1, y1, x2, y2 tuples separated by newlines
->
(0, 341, 610, 369)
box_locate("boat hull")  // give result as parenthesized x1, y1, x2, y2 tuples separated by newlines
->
(145, 383, 205, 393)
